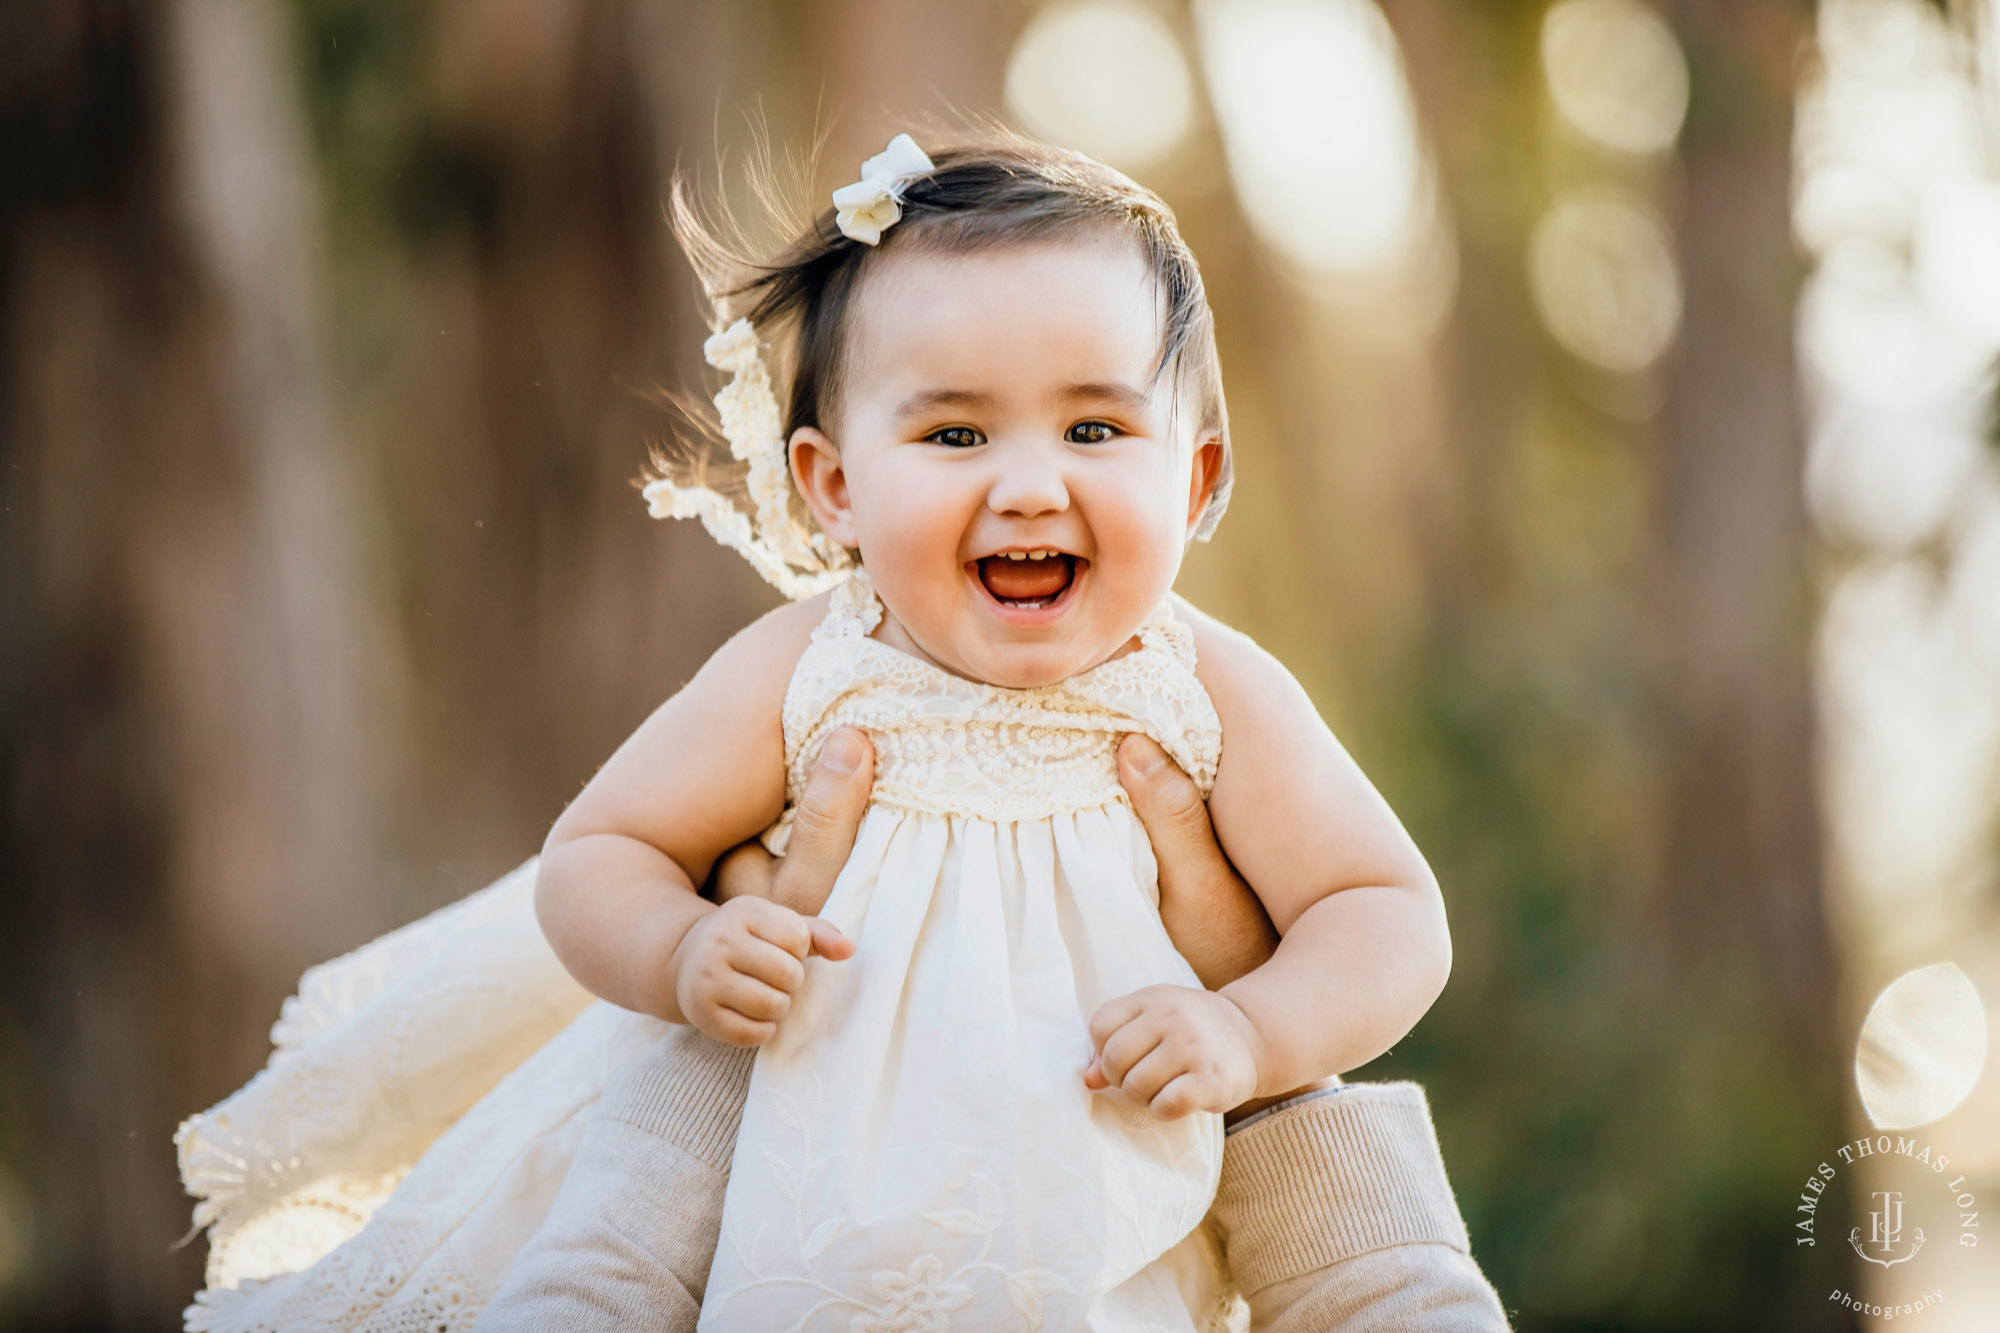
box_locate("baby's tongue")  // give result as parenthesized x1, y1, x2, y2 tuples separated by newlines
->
(979, 554, 1072, 602)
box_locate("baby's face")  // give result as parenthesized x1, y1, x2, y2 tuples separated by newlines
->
(791, 234, 1221, 689)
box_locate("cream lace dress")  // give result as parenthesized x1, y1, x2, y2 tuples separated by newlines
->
(176, 567, 1226, 1332)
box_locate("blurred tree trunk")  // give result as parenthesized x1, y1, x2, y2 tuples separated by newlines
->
(161, 0, 403, 983)
(2, 0, 394, 1322)
(1655, 0, 1835, 1029)
(1379, 1, 1849, 1321)
(381, 0, 755, 889)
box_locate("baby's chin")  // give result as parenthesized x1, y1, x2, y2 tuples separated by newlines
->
(939, 629, 1145, 690)
(871, 577, 1152, 688)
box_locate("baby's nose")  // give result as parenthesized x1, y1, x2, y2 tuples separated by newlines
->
(985, 448, 1071, 517)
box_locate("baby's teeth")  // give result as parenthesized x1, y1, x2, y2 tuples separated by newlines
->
(1005, 551, 1026, 560)
(1028, 550, 1047, 561)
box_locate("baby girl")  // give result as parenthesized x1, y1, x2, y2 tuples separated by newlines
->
(516, 132, 1452, 1329)
(177, 131, 1506, 1333)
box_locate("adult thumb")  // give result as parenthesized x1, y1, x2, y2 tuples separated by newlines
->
(769, 728, 874, 917)
(1117, 734, 1224, 873)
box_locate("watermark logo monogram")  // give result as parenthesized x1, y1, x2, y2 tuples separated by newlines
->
(1789, 1133, 1979, 1319)
(1851, 1190, 1925, 1267)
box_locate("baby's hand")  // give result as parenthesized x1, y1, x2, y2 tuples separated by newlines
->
(1084, 985, 1264, 1120)
(669, 897, 854, 1047)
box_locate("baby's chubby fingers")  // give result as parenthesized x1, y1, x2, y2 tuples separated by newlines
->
(1083, 989, 1143, 1090)
(1082, 984, 1265, 1119)
(1111, 1039, 1187, 1108)
(806, 917, 856, 961)
(1148, 1073, 1208, 1121)
(736, 895, 813, 955)
(1083, 985, 1173, 1094)
(737, 894, 855, 962)
(704, 1007, 778, 1048)
(671, 896, 850, 1046)
(1087, 988, 1150, 1048)
(1093, 1016, 1167, 1095)
(726, 933, 808, 994)
(711, 971, 794, 1025)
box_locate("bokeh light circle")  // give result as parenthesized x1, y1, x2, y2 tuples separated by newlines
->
(1914, 178, 2000, 350)
(1528, 191, 1683, 373)
(1197, 0, 1430, 275)
(1005, 1, 1195, 173)
(1856, 961, 1989, 1130)
(1540, 0, 1690, 155)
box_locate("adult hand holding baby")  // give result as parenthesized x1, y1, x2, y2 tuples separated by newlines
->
(704, 727, 1285, 1096)
(672, 728, 873, 1047)
(708, 727, 874, 918)
(709, 729, 1270, 953)
(1084, 735, 1280, 1119)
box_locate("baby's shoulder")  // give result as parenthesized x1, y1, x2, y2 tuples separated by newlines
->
(685, 591, 832, 707)
(1168, 596, 1296, 692)
(1160, 592, 1328, 768)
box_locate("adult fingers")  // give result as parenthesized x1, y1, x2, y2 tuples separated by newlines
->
(707, 839, 778, 904)
(769, 729, 874, 917)
(1117, 735, 1240, 899)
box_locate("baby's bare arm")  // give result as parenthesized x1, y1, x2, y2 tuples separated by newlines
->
(1182, 600, 1452, 1095)
(535, 594, 830, 1032)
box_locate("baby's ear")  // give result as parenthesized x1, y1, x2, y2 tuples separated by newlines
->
(1185, 433, 1227, 538)
(791, 427, 856, 547)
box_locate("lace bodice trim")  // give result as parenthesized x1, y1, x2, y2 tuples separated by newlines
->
(774, 569, 1222, 830)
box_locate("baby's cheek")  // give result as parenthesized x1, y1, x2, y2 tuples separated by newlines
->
(1095, 482, 1190, 593)
(852, 486, 966, 614)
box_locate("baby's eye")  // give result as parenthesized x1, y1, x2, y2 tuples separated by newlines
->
(927, 426, 985, 449)
(1066, 421, 1119, 445)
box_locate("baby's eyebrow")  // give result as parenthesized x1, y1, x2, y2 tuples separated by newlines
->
(891, 381, 1151, 420)
(1058, 381, 1151, 411)
(893, 387, 996, 419)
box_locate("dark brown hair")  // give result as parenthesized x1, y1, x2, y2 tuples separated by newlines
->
(658, 129, 1233, 541)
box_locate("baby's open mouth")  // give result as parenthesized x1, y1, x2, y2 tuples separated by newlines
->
(975, 550, 1079, 610)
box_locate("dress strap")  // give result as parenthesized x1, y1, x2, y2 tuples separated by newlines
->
(1135, 595, 1199, 672)
(812, 566, 885, 641)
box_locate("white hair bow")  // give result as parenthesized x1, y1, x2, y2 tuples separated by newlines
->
(831, 133, 935, 245)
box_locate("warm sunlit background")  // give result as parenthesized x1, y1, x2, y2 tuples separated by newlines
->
(3, 1, 1998, 1329)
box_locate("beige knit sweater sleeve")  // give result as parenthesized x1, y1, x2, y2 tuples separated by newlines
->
(478, 1035, 1511, 1332)
(1209, 1083, 1512, 1332)
(478, 1025, 753, 1330)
